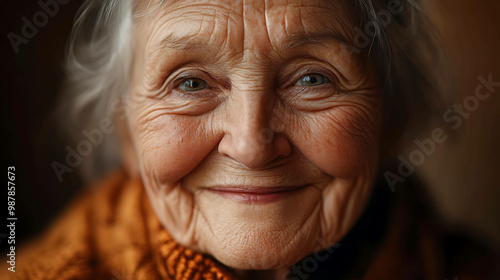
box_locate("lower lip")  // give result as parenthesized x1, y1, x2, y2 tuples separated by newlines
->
(206, 186, 308, 204)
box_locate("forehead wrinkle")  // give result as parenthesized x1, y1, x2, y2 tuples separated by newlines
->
(146, 0, 358, 65)
(147, 4, 243, 58)
(212, 1, 244, 58)
(263, 1, 356, 56)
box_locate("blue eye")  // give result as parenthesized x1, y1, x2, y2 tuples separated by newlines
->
(179, 78, 207, 91)
(295, 74, 330, 86)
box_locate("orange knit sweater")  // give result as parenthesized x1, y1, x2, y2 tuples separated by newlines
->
(1, 170, 498, 279)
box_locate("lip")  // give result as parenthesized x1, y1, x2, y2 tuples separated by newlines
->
(204, 185, 308, 204)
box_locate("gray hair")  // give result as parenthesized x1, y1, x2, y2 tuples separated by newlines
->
(59, 0, 133, 181)
(59, 0, 443, 181)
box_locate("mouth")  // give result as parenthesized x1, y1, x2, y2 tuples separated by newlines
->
(204, 185, 309, 204)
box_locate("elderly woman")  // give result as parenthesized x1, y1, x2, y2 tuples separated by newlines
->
(3, 0, 499, 279)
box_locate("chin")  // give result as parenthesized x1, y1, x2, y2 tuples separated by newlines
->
(207, 228, 317, 270)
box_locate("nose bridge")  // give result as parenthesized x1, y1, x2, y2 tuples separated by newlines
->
(231, 83, 273, 148)
(230, 63, 275, 131)
(217, 71, 290, 169)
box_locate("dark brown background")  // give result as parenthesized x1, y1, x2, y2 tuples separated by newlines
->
(1, 0, 84, 252)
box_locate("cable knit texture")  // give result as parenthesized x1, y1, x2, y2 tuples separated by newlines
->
(0, 171, 237, 280)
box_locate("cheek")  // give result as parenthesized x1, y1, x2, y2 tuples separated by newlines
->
(133, 114, 219, 183)
(292, 107, 381, 178)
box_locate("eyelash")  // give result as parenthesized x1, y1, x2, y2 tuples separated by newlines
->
(172, 73, 214, 96)
(289, 67, 335, 85)
(171, 69, 336, 96)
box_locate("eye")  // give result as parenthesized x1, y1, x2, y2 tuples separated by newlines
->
(295, 73, 330, 87)
(178, 78, 207, 91)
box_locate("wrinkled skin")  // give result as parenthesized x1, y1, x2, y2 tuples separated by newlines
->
(124, 0, 382, 278)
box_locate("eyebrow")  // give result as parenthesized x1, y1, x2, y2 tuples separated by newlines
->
(151, 29, 354, 55)
(280, 29, 354, 51)
(152, 35, 210, 54)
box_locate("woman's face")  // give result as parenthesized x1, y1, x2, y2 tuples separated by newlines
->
(126, 0, 382, 270)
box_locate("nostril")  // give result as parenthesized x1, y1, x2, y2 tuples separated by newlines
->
(273, 134, 292, 158)
(234, 138, 273, 168)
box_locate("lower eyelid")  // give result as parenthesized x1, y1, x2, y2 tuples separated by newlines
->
(173, 87, 222, 99)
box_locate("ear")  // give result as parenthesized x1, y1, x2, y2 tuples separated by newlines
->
(116, 116, 140, 179)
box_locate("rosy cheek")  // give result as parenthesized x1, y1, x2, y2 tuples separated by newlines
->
(135, 115, 220, 183)
(293, 109, 379, 178)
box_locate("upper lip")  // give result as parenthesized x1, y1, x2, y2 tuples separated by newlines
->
(204, 185, 307, 194)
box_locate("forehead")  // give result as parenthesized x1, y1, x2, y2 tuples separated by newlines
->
(136, 0, 356, 56)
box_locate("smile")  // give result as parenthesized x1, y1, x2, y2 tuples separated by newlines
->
(204, 185, 309, 204)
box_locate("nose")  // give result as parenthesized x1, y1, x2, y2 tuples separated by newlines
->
(217, 90, 291, 169)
